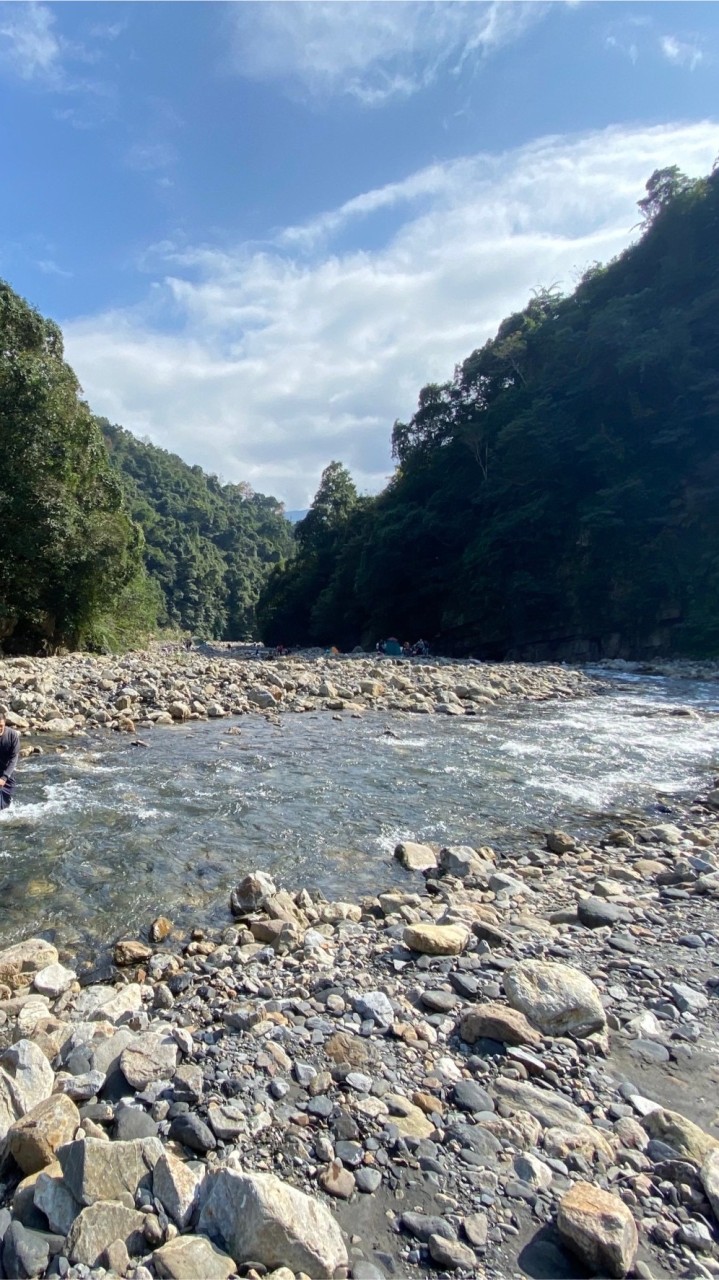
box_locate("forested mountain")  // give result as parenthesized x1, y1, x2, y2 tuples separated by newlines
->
(258, 164, 719, 659)
(101, 424, 294, 639)
(0, 282, 156, 652)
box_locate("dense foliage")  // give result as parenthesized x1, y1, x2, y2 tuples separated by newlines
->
(101, 423, 294, 639)
(259, 164, 719, 658)
(0, 282, 153, 652)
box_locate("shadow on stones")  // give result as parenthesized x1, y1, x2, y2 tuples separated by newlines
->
(517, 1225, 590, 1280)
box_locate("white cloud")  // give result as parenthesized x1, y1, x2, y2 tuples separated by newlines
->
(63, 121, 719, 509)
(0, 1, 61, 84)
(660, 35, 704, 71)
(228, 1, 547, 105)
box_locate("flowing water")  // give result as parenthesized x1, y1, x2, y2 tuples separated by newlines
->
(1, 672, 718, 958)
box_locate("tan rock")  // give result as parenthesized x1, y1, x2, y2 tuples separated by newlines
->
(394, 842, 437, 872)
(318, 1159, 354, 1199)
(120, 1033, 178, 1089)
(66, 1200, 147, 1266)
(403, 923, 469, 956)
(154, 1236, 237, 1280)
(113, 940, 152, 967)
(642, 1108, 719, 1164)
(384, 1094, 434, 1139)
(459, 1003, 542, 1047)
(543, 1124, 616, 1162)
(557, 1182, 638, 1278)
(0, 939, 59, 992)
(150, 916, 173, 943)
(7, 1093, 80, 1174)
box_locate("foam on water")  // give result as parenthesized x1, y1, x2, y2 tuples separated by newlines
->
(1, 672, 718, 950)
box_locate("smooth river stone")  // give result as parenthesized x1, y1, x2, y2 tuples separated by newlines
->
(403, 924, 470, 956)
(503, 959, 606, 1037)
(557, 1182, 638, 1278)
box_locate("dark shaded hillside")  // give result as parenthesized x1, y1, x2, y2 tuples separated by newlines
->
(101, 424, 294, 639)
(258, 164, 719, 659)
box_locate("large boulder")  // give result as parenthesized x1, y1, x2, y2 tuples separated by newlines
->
(153, 1151, 203, 1230)
(198, 1168, 347, 1278)
(58, 1136, 163, 1207)
(557, 1182, 638, 1278)
(230, 871, 277, 918)
(394, 842, 437, 873)
(7, 1094, 80, 1174)
(439, 846, 489, 877)
(70, 983, 143, 1024)
(0, 1040, 55, 1140)
(65, 1201, 146, 1266)
(503, 959, 606, 1038)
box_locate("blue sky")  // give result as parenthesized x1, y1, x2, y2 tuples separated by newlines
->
(0, 2, 717, 506)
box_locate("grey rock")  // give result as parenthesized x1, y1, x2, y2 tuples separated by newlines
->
(153, 1152, 203, 1230)
(153, 1235, 237, 1279)
(198, 1167, 347, 1277)
(169, 1112, 216, 1153)
(352, 991, 394, 1027)
(492, 1078, 587, 1129)
(354, 1167, 382, 1193)
(58, 1136, 163, 1208)
(65, 1201, 146, 1267)
(578, 897, 632, 929)
(453, 1080, 494, 1113)
(3, 1222, 50, 1279)
(427, 1234, 476, 1269)
(33, 1170, 81, 1235)
(400, 1212, 456, 1242)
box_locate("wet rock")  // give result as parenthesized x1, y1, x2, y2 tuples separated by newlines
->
(459, 1002, 542, 1047)
(503, 959, 607, 1037)
(546, 830, 576, 854)
(394, 842, 437, 872)
(7, 1094, 80, 1175)
(427, 1234, 476, 1270)
(230, 871, 277, 918)
(113, 940, 152, 967)
(198, 1168, 348, 1277)
(438, 846, 487, 877)
(150, 916, 173, 943)
(65, 1200, 146, 1266)
(403, 923, 469, 956)
(153, 1235, 237, 1279)
(557, 1181, 638, 1278)
(0, 940, 59, 993)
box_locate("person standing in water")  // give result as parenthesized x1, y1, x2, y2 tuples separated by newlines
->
(0, 715, 20, 810)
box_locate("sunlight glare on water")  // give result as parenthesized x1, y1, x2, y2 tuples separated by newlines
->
(0, 673, 717, 955)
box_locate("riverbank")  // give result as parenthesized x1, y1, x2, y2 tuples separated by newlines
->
(0, 647, 601, 738)
(1, 774, 719, 1278)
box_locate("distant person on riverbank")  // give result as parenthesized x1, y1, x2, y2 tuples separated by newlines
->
(0, 715, 19, 810)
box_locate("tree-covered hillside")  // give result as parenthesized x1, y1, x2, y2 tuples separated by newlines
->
(259, 164, 719, 659)
(0, 282, 156, 653)
(101, 424, 294, 639)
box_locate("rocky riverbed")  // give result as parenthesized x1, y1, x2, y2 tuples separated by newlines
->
(0, 647, 599, 739)
(2, 771, 719, 1279)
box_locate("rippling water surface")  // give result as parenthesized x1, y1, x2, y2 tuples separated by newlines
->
(1, 671, 718, 954)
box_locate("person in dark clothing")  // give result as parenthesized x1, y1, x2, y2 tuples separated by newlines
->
(0, 716, 19, 810)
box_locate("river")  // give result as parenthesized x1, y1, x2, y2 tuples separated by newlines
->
(1, 672, 718, 956)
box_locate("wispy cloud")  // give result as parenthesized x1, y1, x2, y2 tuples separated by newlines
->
(0, 1, 61, 85)
(36, 258, 73, 279)
(63, 122, 718, 508)
(660, 35, 704, 71)
(228, 1, 548, 106)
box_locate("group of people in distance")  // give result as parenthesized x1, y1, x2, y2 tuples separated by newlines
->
(376, 637, 430, 657)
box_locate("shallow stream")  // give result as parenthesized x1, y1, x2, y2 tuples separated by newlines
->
(1, 672, 718, 956)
